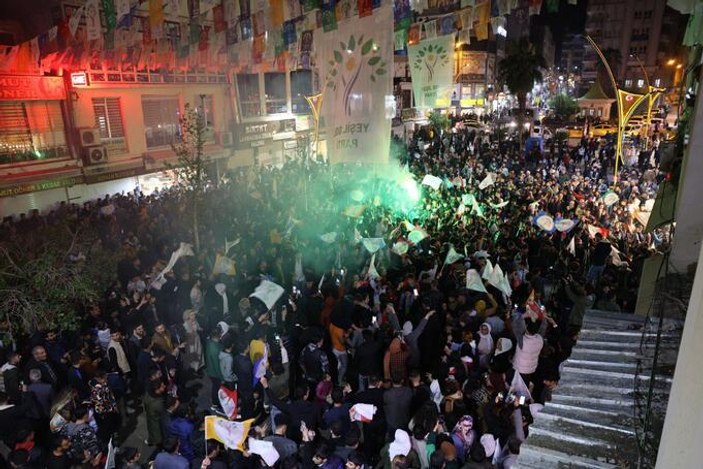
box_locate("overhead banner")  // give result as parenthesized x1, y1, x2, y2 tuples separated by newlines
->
(408, 34, 454, 108)
(315, 5, 393, 164)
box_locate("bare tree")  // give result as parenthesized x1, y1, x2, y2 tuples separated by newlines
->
(169, 102, 211, 252)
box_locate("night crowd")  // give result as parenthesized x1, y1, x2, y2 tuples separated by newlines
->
(0, 123, 666, 469)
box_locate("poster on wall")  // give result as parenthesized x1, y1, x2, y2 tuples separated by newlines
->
(407, 34, 454, 108)
(314, 5, 393, 164)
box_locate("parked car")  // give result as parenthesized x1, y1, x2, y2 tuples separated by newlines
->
(589, 123, 617, 137)
(564, 125, 585, 139)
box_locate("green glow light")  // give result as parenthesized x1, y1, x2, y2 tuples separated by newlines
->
(400, 176, 420, 203)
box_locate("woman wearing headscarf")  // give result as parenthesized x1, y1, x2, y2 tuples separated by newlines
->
(490, 337, 514, 374)
(476, 323, 494, 369)
(451, 415, 477, 464)
(180, 309, 204, 373)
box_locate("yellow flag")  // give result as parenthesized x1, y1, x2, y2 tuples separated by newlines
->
(212, 254, 237, 276)
(204, 416, 254, 451)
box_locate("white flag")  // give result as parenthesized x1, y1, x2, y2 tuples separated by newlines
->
(116, 0, 131, 22)
(69, 6, 84, 37)
(250, 280, 285, 310)
(479, 172, 496, 190)
(315, 5, 393, 164)
(349, 403, 377, 422)
(567, 236, 576, 255)
(362, 238, 386, 254)
(320, 232, 337, 243)
(482, 259, 494, 280)
(85, 0, 101, 42)
(466, 269, 487, 293)
(225, 238, 240, 254)
(367, 254, 380, 280)
(488, 264, 504, 290)
(444, 244, 464, 265)
(248, 438, 280, 466)
(422, 174, 443, 190)
(509, 369, 533, 402)
(500, 272, 512, 297)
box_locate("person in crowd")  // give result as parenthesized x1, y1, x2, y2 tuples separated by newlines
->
(153, 436, 189, 469)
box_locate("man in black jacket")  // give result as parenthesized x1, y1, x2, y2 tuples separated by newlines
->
(233, 340, 254, 418)
(260, 377, 322, 444)
(1, 352, 21, 403)
(351, 375, 386, 460)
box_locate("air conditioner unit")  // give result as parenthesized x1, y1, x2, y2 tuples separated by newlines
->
(219, 131, 234, 146)
(82, 145, 108, 165)
(78, 128, 101, 146)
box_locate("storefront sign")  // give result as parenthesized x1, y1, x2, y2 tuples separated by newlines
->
(0, 76, 66, 101)
(460, 98, 485, 107)
(84, 167, 144, 185)
(234, 121, 280, 148)
(0, 175, 81, 198)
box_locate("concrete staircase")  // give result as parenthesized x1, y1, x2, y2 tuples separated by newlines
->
(516, 310, 680, 469)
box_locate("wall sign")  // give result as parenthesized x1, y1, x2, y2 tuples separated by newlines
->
(0, 76, 66, 101)
(0, 176, 81, 198)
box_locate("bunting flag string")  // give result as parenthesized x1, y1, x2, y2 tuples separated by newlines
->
(4, 0, 528, 76)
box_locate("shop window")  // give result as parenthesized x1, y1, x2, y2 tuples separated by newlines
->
(237, 74, 262, 118)
(264, 72, 287, 114)
(0, 101, 69, 164)
(92, 97, 127, 154)
(291, 70, 312, 114)
(141, 95, 180, 149)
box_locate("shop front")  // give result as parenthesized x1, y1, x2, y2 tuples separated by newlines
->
(0, 75, 71, 165)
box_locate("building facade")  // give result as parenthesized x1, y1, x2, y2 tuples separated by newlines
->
(583, 0, 687, 91)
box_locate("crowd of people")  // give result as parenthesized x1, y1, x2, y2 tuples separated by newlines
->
(0, 121, 667, 468)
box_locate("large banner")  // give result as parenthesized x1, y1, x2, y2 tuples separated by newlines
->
(315, 5, 393, 164)
(408, 34, 455, 109)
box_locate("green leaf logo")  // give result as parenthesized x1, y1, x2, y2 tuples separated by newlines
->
(324, 34, 386, 117)
(412, 42, 449, 82)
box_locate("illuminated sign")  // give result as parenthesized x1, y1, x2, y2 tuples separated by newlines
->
(0, 176, 82, 198)
(0, 76, 66, 101)
(460, 98, 485, 107)
(71, 72, 88, 86)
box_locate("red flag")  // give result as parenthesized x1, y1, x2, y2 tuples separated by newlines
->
(218, 386, 238, 420)
(358, 0, 372, 17)
(213, 4, 227, 32)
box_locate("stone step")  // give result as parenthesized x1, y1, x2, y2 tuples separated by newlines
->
(524, 426, 634, 464)
(569, 348, 640, 363)
(575, 339, 641, 351)
(550, 394, 635, 414)
(560, 366, 673, 387)
(517, 444, 619, 469)
(578, 329, 677, 342)
(539, 402, 634, 427)
(554, 382, 636, 401)
(531, 410, 636, 445)
(564, 358, 639, 372)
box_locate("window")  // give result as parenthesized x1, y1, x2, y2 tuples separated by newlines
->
(237, 74, 262, 118)
(634, 11, 641, 19)
(625, 79, 633, 87)
(141, 96, 180, 148)
(92, 98, 127, 154)
(644, 10, 652, 19)
(654, 78, 661, 87)
(637, 79, 644, 88)
(290, 70, 312, 114)
(264, 72, 287, 114)
(0, 101, 69, 164)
